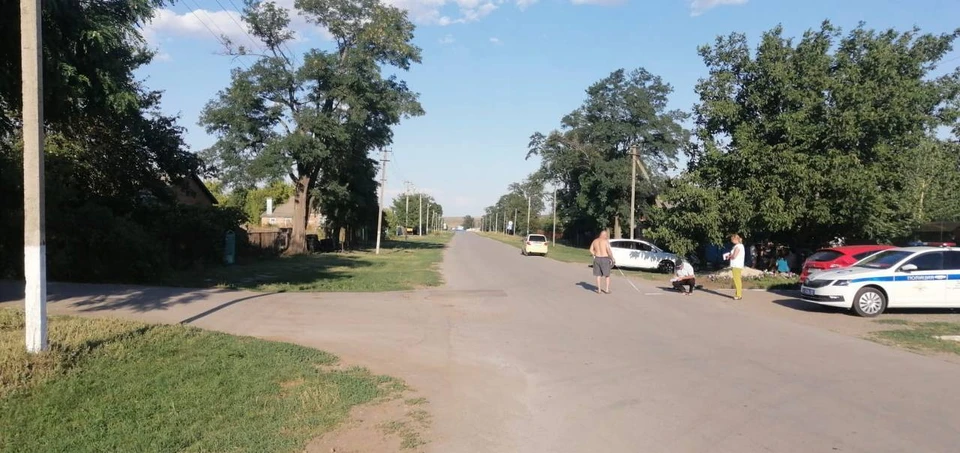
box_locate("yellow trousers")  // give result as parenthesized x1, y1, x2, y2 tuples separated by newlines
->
(732, 267, 743, 298)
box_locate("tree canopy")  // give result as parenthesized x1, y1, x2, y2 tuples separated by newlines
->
(646, 22, 960, 255)
(200, 0, 423, 253)
(526, 68, 689, 241)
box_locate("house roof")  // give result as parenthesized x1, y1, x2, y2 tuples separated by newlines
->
(262, 199, 296, 218)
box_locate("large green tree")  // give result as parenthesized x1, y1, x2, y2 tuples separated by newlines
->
(390, 192, 443, 233)
(0, 0, 237, 281)
(648, 22, 960, 256)
(200, 0, 423, 253)
(526, 68, 689, 241)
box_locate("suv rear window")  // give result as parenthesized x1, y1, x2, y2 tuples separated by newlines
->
(809, 250, 843, 262)
(528, 235, 547, 242)
(853, 250, 883, 261)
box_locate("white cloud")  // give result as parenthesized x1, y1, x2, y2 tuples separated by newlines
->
(689, 0, 748, 16)
(515, 0, 538, 10)
(489, 37, 502, 45)
(154, 52, 173, 62)
(141, 0, 328, 55)
(439, 34, 455, 44)
(570, 0, 624, 5)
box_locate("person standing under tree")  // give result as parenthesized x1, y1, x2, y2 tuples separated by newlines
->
(723, 234, 745, 300)
(590, 231, 615, 294)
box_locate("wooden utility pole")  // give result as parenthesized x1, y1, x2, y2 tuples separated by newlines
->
(21, 0, 47, 353)
(375, 149, 389, 254)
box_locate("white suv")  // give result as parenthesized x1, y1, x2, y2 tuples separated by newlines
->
(800, 247, 960, 317)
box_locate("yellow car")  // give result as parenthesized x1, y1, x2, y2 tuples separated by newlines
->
(522, 234, 549, 256)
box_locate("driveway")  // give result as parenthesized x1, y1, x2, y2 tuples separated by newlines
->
(3, 232, 960, 453)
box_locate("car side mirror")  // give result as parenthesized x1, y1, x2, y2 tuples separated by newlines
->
(900, 264, 918, 273)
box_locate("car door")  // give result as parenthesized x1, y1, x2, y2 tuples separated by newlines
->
(609, 240, 633, 267)
(892, 251, 946, 307)
(943, 251, 960, 307)
(635, 241, 659, 269)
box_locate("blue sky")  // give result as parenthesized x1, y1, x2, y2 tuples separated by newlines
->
(140, 0, 960, 216)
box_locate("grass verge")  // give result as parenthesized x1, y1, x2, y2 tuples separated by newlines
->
(868, 321, 960, 356)
(163, 234, 451, 292)
(0, 308, 402, 452)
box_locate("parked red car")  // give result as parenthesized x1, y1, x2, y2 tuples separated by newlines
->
(799, 245, 894, 283)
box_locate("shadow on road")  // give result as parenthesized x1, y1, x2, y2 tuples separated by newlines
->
(773, 297, 960, 317)
(576, 282, 600, 293)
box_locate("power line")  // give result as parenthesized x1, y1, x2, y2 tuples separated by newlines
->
(215, 0, 265, 55)
(223, 0, 300, 69)
(180, 0, 253, 69)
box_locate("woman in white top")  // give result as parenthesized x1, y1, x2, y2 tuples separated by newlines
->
(724, 234, 745, 300)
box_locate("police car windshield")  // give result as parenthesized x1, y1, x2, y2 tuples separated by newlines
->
(854, 250, 912, 269)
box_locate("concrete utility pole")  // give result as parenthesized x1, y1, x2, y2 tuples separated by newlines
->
(630, 144, 637, 240)
(552, 186, 557, 246)
(628, 142, 651, 241)
(21, 0, 47, 353)
(426, 203, 430, 235)
(526, 192, 532, 235)
(495, 212, 498, 233)
(513, 209, 518, 236)
(418, 193, 423, 236)
(375, 149, 389, 254)
(404, 181, 411, 236)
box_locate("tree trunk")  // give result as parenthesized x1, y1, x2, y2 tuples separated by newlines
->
(288, 174, 312, 255)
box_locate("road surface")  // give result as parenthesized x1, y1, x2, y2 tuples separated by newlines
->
(3, 232, 959, 452)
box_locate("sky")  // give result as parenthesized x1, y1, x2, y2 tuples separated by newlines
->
(139, 0, 960, 217)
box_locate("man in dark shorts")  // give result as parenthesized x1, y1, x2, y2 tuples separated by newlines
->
(590, 231, 615, 294)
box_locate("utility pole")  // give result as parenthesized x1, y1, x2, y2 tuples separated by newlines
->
(22, 0, 47, 353)
(630, 144, 637, 240)
(628, 142, 651, 240)
(552, 186, 557, 246)
(494, 212, 498, 234)
(418, 193, 423, 236)
(404, 181, 411, 237)
(526, 192, 532, 235)
(513, 209, 518, 236)
(426, 202, 430, 235)
(375, 149, 389, 254)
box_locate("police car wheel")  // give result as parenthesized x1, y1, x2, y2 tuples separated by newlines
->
(852, 287, 887, 318)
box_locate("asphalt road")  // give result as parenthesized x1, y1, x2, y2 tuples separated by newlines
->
(3, 231, 960, 452)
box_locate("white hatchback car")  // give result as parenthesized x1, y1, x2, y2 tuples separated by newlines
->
(800, 247, 960, 317)
(608, 239, 680, 274)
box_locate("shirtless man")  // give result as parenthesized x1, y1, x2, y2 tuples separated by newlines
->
(590, 231, 615, 294)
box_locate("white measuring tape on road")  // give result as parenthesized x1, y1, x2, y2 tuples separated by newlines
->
(616, 267, 643, 293)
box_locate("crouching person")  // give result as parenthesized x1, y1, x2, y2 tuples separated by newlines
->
(671, 258, 696, 295)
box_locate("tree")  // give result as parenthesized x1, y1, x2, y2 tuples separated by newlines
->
(527, 68, 689, 241)
(647, 22, 960, 256)
(462, 215, 476, 229)
(389, 192, 443, 233)
(0, 0, 242, 281)
(200, 0, 423, 254)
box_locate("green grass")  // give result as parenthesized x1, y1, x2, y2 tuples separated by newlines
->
(163, 234, 451, 292)
(868, 321, 960, 355)
(0, 308, 402, 452)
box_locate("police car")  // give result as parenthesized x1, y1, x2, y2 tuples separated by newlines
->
(799, 247, 960, 317)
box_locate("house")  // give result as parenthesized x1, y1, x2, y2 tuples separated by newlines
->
(260, 197, 323, 230)
(161, 174, 218, 207)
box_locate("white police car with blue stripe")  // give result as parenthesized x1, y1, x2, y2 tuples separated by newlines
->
(800, 247, 960, 317)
